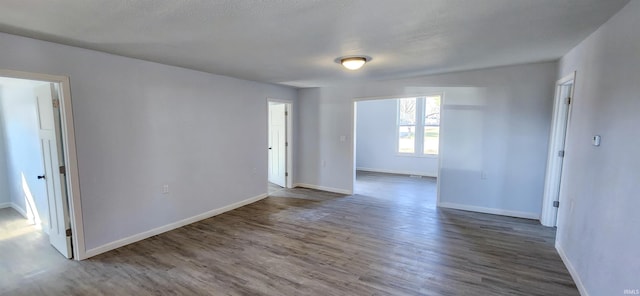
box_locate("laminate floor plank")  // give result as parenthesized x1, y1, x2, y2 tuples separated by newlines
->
(0, 172, 578, 295)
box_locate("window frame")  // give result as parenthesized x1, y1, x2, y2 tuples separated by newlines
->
(396, 97, 418, 154)
(396, 94, 442, 157)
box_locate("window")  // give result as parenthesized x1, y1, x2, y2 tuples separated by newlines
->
(423, 95, 441, 155)
(397, 95, 441, 155)
(398, 98, 416, 153)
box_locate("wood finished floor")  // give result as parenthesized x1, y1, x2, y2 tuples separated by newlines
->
(268, 182, 284, 195)
(0, 207, 72, 292)
(0, 172, 578, 295)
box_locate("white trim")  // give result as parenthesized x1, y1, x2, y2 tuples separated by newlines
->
(436, 93, 446, 206)
(395, 95, 443, 157)
(351, 101, 357, 197)
(0, 69, 86, 260)
(84, 193, 268, 259)
(556, 242, 589, 296)
(293, 183, 353, 195)
(394, 153, 438, 158)
(285, 103, 293, 189)
(267, 98, 294, 189)
(352, 92, 444, 197)
(541, 71, 576, 227)
(0, 202, 29, 219)
(557, 72, 577, 86)
(356, 167, 437, 178)
(266, 97, 295, 104)
(10, 203, 29, 219)
(438, 202, 540, 220)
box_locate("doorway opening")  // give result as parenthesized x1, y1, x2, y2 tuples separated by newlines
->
(267, 100, 292, 194)
(0, 70, 83, 262)
(353, 95, 442, 207)
(541, 72, 576, 227)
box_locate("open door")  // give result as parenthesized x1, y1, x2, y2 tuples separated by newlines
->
(35, 83, 72, 258)
(268, 103, 287, 187)
(541, 73, 575, 227)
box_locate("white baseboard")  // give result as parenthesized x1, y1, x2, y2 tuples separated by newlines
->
(293, 183, 352, 195)
(3, 203, 44, 232)
(556, 242, 589, 296)
(84, 193, 268, 259)
(1, 202, 29, 219)
(438, 202, 540, 220)
(11, 203, 29, 219)
(356, 167, 437, 178)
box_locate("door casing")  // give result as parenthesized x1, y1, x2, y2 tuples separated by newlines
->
(35, 83, 73, 258)
(268, 103, 287, 187)
(266, 98, 293, 189)
(541, 72, 576, 227)
(0, 69, 85, 260)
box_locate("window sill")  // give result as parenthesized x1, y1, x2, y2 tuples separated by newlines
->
(396, 153, 439, 159)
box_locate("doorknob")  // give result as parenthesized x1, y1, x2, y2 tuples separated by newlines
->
(268, 147, 272, 150)
(37, 175, 46, 180)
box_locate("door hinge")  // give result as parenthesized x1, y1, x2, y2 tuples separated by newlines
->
(52, 98, 60, 108)
(285, 142, 288, 147)
(285, 172, 289, 177)
(66, 228, 72, 237)
(285, 111, 288, 116)
(558, 150, 565, 157)
(59, 166, 66, 175)
(553, 201, 560, 208)
(566, 97, 571, 105)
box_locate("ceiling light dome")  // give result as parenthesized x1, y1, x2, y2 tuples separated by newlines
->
(337, 56, 371, 70)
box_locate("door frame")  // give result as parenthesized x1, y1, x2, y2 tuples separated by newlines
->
(351, 93, 444, 196)
(0, 69, 85, 260)
(266, 98, 293, 189)
(540, 71, 576, 227)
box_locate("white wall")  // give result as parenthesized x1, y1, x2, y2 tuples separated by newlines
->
(0, 94, 10, 206)
(0, 32, 296, 254)
(297, 62, 556, 218)
(356, 98, 438, 177)
(0, 85, 49, 225)
(556, 1, 640, 295)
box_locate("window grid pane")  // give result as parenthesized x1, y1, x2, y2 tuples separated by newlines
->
(398, 98, 416, 125)
(398, 98, 417, 154)
(423, 96, 441, 155)
(399, 125, 415, 153)
(423, 126, 439, 154)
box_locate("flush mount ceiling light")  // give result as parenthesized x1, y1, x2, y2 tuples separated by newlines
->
(336, 56, 371, 70)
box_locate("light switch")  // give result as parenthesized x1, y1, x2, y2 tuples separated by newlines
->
(592, 135, 601, 146)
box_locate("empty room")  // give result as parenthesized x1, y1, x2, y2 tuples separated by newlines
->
(0, 1, 638, 295)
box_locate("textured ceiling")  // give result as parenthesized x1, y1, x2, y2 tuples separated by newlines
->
(0, 0, 630, 87)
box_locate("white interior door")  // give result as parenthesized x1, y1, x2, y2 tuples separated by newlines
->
(35, 83, 72, 259)
(268, 103, 286, 187)
(541, 79, 574, 227)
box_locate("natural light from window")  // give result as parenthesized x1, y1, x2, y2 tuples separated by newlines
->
(397, 95, 441, 156)
(398, 98, 416, 153)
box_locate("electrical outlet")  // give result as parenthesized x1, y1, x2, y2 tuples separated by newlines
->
(162, 184, 169, 194)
